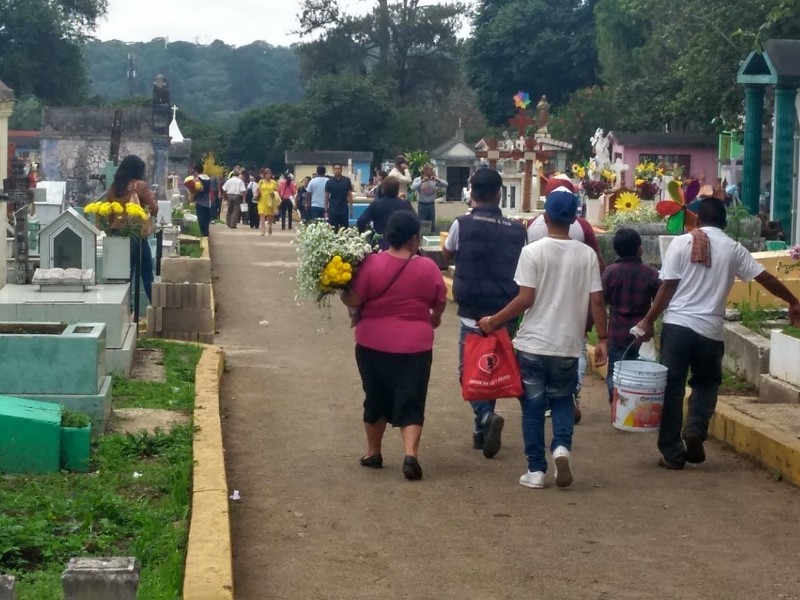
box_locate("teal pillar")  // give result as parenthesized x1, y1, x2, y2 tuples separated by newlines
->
(771, 86, 797, 242)
(742, 85, 765, 215)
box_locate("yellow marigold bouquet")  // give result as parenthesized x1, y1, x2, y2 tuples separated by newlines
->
(84, 200, 150, 238)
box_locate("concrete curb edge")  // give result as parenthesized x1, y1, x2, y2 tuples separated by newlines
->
(587, 344, 800, 487)
(182, 344, 233, 599)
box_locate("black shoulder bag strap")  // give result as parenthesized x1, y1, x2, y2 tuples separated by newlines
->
(367, 255, 414, 304)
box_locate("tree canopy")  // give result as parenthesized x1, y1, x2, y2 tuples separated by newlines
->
(0, 0, 107, 104)
(465, 0, 601, 126)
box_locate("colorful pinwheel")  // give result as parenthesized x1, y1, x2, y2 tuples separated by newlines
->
(656, 179, 701, 234)
(513, 91, 531, 109)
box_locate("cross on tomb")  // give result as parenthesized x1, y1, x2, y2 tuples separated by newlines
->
(509, 110, 535, 138)
(171, 105, 179, 120)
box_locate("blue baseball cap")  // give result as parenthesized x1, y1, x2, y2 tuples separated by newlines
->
(545, 187, 579, 222)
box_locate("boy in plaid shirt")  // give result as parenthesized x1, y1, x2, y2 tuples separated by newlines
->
(602, 228, 660, 402)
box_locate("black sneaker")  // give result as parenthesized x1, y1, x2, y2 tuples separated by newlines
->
(683, 435, 706, 464)
(402, 456, 423, 480)
(658, 457, 685, 470)
(482, 413, 504, 459)
(472, 432, 484, 450)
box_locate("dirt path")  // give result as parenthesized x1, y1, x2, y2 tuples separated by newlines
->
(214, 224, 800, 600)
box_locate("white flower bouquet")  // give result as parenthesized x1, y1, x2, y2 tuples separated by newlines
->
(296, 221, 374, 304)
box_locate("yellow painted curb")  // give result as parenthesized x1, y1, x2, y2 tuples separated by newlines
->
(587, 344, 800, 486)
(183, 344, 234, 600)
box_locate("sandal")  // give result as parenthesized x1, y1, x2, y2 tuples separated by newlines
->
(360, 453, 383, 469)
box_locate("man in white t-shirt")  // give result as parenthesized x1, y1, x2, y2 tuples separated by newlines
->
(636, 198, 800, 470)
(478, 187, 608, 489)
(305, 166, 329, 220)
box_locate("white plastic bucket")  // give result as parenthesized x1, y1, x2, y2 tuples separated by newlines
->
(611, 360, 668, 432)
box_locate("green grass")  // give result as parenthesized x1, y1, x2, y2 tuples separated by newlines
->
(179, 241, 203, 258)
(184, 221, 202, 238)
(720, 368, 758, 397)
(112, 339, 203, 410)
(1, 425, 194, 600)
(1, 338, 203, 599)
(782, 325, 800, 340)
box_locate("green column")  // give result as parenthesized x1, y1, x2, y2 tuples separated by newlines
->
(742, 85, 765, 215)
(771, 86, 797, 242)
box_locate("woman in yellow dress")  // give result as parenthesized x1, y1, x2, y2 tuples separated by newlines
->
(256, 168, 280, 236)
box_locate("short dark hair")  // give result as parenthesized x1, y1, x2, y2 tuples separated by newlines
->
(332, 162, 343, 169)
(194, 163, 204, 174)
(470, 167, 502, 203)
(381, 176, 400, 197)
(395, 155, 407, 166)
(613, 227, 642, 258)
(377, 169, 388, 179)
(696, 198, 727, 229)
(386, 210, 420, 249)
(316, 165, 326, 176)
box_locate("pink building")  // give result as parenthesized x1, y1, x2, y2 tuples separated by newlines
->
(609, 132, 718, 189)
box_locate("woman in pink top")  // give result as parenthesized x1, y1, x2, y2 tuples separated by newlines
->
(341, 211, 447, 480)
(278, 172, 297, 230)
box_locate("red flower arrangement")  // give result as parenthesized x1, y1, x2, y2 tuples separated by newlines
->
(636, 180, 660, 200)
(582, 179, 610, 199)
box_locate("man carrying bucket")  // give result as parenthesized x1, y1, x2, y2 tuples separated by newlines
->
(635, 198, 800, 470)
(478, 186, 608, 489)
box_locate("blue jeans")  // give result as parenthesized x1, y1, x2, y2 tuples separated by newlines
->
(130, 236, 154, 303)
(310, 207, 325, 220)
(517, 351, 579, 473)
(606, 342, 640, 401)
(196, 204, 211, 236)
(458, 324, 497, 434)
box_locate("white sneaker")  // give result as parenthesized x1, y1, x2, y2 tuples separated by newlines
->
(519, 470, 546, 489)
(553, 446, 573, 488)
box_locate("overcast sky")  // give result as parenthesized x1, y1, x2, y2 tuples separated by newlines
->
(94, 0, 466, 47)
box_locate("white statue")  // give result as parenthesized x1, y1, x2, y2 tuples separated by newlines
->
(515, 136, 526, 151)
(501, 130, 514, 151)
(591, 128, 610, 171)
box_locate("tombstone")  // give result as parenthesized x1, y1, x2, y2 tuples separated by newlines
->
(62, 557, 140, 600)
(39, 208, 99, 283)
(0, 574, 15, 600)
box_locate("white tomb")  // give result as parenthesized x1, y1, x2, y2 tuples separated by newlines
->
(0, 206, 137, 375)
(34, 181, 67, 228)
(39, 208, 99, 282)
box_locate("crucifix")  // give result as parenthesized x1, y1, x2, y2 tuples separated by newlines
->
(1, 158, 35, 283)
(171, 105, 179, 120)
(474, 107, 547, 212)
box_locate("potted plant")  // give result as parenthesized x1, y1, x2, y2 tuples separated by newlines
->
(60, 409, 92, 472)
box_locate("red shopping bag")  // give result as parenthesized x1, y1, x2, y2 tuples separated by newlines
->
(461, 328, 524, 401)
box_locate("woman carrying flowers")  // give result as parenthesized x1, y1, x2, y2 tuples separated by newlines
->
(102, 155, 158, 301)
(340, 211, 447, 481)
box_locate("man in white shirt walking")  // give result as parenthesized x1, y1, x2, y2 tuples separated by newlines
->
(636, 198, 800, 469)
(478, 186, 608, 489)
(222, 172, 246, 229)
(305, 166, 328, 221)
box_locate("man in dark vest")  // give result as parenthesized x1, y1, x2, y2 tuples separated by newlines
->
(442, 167, 526, 458)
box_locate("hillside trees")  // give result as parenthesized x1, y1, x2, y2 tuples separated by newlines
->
(84, 39, 303, 120)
